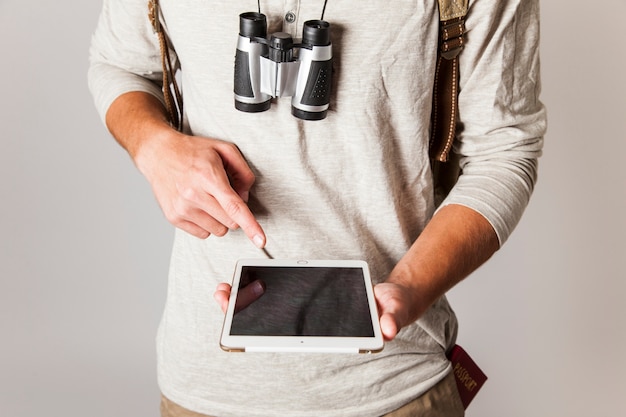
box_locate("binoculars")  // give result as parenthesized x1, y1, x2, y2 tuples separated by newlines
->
(234, 12, 333, 120)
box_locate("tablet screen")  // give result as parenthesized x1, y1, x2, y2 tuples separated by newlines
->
(229, 266, 375, 337)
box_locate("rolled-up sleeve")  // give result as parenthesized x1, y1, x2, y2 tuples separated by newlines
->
(88, 0, 167, 123)
(440, 0, 547, 245)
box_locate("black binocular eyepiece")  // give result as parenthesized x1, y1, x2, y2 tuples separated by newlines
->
(302, 20, 330, 47)
(239, 12, 267, 38)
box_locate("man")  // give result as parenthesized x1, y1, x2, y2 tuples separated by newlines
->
(88, 0, 545, 415)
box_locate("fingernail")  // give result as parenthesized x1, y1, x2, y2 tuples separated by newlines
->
(252, 281, 266, 296)
(253, 234, 265, 248)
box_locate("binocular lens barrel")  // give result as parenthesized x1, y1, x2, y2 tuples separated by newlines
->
(234, 12, 271, 113)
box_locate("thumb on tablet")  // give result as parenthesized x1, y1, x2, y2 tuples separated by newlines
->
(214, 280, 266, 314)
(234, 279, 266, 313)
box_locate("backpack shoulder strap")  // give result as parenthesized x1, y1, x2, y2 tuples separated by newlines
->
(149, 0, 184, 131)
(430, 0, 468, 163)
(430, 0, 468, 205)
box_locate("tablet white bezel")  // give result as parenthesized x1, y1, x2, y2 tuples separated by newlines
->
(219, 259, 384, 354)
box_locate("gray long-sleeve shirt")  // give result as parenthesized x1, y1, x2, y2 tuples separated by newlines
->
(88, 1, 545, 415)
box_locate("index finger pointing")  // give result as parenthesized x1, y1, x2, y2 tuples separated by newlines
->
(211, 191, 266, 248)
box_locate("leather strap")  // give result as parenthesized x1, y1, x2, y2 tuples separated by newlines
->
(430, 14, 466, 163)
(149, 0, 183, 131)
(430, 1, 468, 204)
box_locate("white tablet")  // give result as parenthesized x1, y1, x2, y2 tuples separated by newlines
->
(220, 259, 384, 354)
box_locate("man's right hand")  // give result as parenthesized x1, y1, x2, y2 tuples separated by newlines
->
(106, 92, 266, 247)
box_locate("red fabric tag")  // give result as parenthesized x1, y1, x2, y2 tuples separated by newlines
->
(446, 345, 488, 409)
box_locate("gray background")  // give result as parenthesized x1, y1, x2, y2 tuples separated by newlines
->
(1, 1, 624, 416)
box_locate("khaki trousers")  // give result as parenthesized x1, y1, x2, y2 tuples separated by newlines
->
(160, 371, 464, 417)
